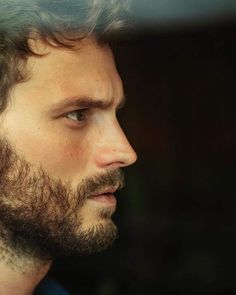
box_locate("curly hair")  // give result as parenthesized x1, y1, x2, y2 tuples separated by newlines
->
(0, 0, 129, 113)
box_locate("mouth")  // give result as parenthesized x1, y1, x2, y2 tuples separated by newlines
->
(87, 186, 119, 206)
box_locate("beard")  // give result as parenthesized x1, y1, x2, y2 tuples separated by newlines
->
(0, 138, 124, 261)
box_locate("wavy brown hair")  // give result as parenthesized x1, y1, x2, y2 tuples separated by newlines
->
(0, 0, 129, 113)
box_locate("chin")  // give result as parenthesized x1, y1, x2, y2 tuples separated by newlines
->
(64, 219, 118, 257)
(78, 214, 116, 233)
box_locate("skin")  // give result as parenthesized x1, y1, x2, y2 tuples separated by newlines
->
(0, 37, 137, 294)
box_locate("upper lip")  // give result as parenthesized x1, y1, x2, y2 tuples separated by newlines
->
(90, 186, 120, 196)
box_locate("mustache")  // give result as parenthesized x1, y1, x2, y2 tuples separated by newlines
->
(77, 169, 125, 199)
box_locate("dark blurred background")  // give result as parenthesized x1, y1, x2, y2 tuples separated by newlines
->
(49, 1, 236, 294)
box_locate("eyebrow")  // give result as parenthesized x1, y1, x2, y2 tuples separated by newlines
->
(49, 95, 126, 116)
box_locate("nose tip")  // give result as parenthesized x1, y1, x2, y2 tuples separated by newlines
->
(121, 144, 137, 167)
(109, 129, 137, 169)
(95, 131, 137, 169)
(95, 118, 137, 169)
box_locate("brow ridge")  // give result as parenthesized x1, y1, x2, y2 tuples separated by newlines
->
(49, 95, 126, 115)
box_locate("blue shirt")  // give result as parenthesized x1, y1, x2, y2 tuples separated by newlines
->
(34, 277, 71, 295)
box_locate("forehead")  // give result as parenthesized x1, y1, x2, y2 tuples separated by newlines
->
(23, 38, 123, 104)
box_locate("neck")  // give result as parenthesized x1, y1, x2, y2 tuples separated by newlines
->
(0, 240, 52, 295)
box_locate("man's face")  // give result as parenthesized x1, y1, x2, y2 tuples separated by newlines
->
(0, 38, 137, 259)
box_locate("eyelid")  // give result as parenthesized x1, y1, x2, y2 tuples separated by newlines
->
(64, 108, 89, 126)
(64, 108, 89, 116)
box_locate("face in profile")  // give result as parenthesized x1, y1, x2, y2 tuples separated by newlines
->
(0, 38, 137, 259)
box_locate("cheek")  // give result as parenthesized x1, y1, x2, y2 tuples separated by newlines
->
(52, 141, 92, 181)
(14, 131, 88, 180)
(3, 107, 94, 180)
(60, 142, 86, 162)
(38, 140, 88, 179)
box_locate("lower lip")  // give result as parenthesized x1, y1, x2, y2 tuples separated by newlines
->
(88, 194, 117, 206)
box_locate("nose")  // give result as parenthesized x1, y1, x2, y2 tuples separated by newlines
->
(95, 120, 137, 169)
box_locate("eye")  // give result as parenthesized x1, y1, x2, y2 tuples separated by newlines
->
(65, 109, 88, 122)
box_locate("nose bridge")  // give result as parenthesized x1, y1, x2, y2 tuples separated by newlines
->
(110, 119, 130, 149)
(98, 117, 137, 167)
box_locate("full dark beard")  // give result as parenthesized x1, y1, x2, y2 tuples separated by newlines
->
(0, 138, 124, 261)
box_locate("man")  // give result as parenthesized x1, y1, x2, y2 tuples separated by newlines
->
(0, 0, 137, 294)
